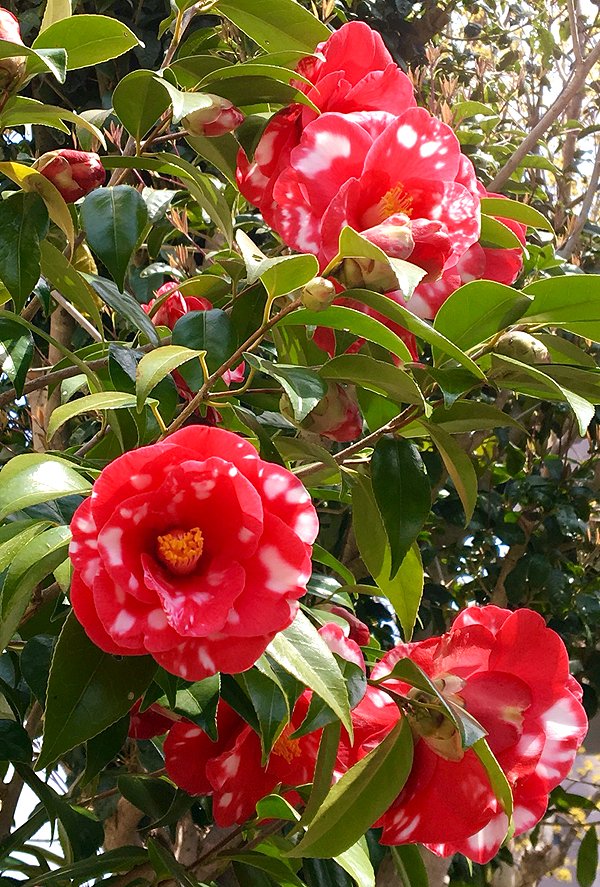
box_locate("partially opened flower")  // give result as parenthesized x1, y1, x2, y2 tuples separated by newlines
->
(237, 21, 416, 226)
(69, 426, 318, 680)
(35, 149, 105, 203)
(282, 382, 362, 442)
(144, 282, 213, 328)
(370, 606, 587, 863)
(183, 94, 244, 138)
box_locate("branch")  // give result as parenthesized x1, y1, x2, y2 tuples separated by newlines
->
(488, 40, 600, 191)
(557, 138, 600, 259)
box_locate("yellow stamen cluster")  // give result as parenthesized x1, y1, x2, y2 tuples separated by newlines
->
(156, 527, 204, 576)
(378, 183, 414, 222)
(272, 726, 302, 763)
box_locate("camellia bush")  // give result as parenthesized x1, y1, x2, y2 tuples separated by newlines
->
(0, 1, 598, 886)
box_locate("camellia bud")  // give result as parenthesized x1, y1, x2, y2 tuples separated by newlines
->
(325, 605, 371, 646)
(301, 276, 337, 312)
(282, 383, 362, 442)
(183, 94, 244, 138)
(495, 331, 550, 365)
(0, 8, 27, 96)
(337, 256, 398, 294)
(34, 149, 105, 203)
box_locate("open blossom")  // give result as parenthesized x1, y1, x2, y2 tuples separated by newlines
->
(237, 21, 416, 227)
(69, 426, 318, 680)
(35, 149, 105, 203)
(362, 606, 587, 863)
(164, 623, 363, 824)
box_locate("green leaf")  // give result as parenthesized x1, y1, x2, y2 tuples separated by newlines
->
(0, 40, 67, 82)
(40, 0, 72, 32)
(521, 275, 600, 341)
(173, 308, 236, 378)
(225, 852, 306, 887)
(480, 215, 524, 249)
(244, 353, 326, 422)
(84, 274, 160, 346)
(289, 718, 413, 858)
(342, 289, 486, 379)
(391, 846, 429, 887)
(240, 666, 290, 761)
(0, 454, 91, 520)
(119, 775, 177, 822)
(324, 227, 426, 300)
(425, 423, 478, 523)
(33, 14, 140, 70)
(321, 354, 425, 408)
(0, 720, 33, 762)
(480, 197, 554, 232)
(577, 827, 598, 887)
(148, 837, 207, 887)
(18, 847, 149, 887)
(491, 353, 595, 436)
(0, 525, 71, 654)
(171, 675, 220, 740)
(256, 794, 300, 822)
(267, 611, 352, 735)
(278, 305, 414, 364)
(352, 475, 423, 641)
(213, 0, 329, 53)
(301, 721, 342, 826)
(452, 101, 497, 123)
(403, 401, 524, 437)
(15, 763, 104, 860)
(335, 839, 375, 887)
(0, 317, 33, 397)
(21, 634, 55, 705)
(136, 345, 205, 411)
(0, 192, 49, 312)
(311, 544, 355, 587)
(40, 240, 103, 334)
(47, 391, 153, 441)
(37, 612, 156, 769)
(371, 437, 430, 578)
(251, 254, 319, 297)
(83, 716, 129, 785)
(433, 280, 530, 355)
(80, 186, 148, 291)
(472, 737, 513, 820)
(113, 69, 172, 141)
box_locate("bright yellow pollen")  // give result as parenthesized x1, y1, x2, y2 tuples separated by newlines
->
(156, 527, 204, 576)
(272, 726, 302, 764)
(378, 183, 414, 222)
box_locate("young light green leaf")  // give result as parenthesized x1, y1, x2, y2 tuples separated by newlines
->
(80, 186, 148, 291)
(289, 718, 413, 858)
(136, 345, 205, 411)
(40, 0, 72, 32)
(40, 240, 103, 334)
(267, 611, 352, 735)
(38, 613, 156, 769)
(213, 0, 329, 53)
(47, 391, 153, 441)
(0, 454, 91, 520)
(335, 839, 376, 887)
(391, 845, 429, 887)
(251, 253, 319, 297)
(480, 215, 524, 249)
(371, 437, 430, 578)
(480, 197, 554, 232)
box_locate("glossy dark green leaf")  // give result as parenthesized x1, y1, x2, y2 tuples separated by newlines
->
(171, 675, 220, 740)
(244, 353, 326, 422)
(0, 318, 33, 397)
(225, 852, 306, 887)
(213, 0, 329, 52)
(239, 666, 290, 761)
(118, 775, 178, 822)
(0, 192, 49, 312)
(289, 718, 413, 858)
(33, 14, 140, 70)
(425, 423, 478, 524)
(38, 613, 156, 769)
(321, 354, 425, 408)
(577, 827, 598, 887)
(113, 69, 171, 141)
(372, 437, 430, 578)
(296, 725, 341, 828)
(18, 846, 149, 886)
(173, 308, 236, 379)
(21, 635, 55, 706)
(80, 187, 148, 291)
(83, 716, 129, 785)
(0, 720, 32, 763)
(84, 274, 160, 345)
(148, 836, 208, 887)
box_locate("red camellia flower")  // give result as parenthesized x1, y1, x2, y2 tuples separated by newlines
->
(0, 7, 22, 42)
(69, 426, 319, 680)
(128, 699, 174, 740)
(362, 606, 587, 863)
(35, 149, 105, 203)
(184, 95, 244, 138)
(164, 623, 364, 824)
(237, 21, 416, 228)
(300, 382, 363, 442)
(144, 282, 213, 328)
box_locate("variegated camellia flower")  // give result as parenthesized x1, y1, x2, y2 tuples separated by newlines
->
(69, 426, 318, 680)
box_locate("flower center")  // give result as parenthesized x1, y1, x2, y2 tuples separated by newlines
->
(378, 183, 414, 222)
(272, 726, 302, 763)
(156, 527, 204, 576)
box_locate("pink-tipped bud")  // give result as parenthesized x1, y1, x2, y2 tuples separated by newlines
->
(301, 276, 337, 312)
(282, 383, 362, 442)
(143, 282, 213, 330)
(0, 8, 26, 95)
(326, 606, 371, 646)
(183, 94, 244, 138)
(34, 149, 105, 203)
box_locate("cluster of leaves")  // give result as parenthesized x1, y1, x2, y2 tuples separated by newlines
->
(0, 1, 598, 887)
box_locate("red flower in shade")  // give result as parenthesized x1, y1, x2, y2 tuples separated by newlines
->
(144, 282, 213, 329)
(164, 623, 364, 825)
(365, 606, 587, 863)
(128, 699, 174, 739)
(69, 426, 318, 681)
(35, 149, 105, 203)
(406, 181, 527, 320)
(237, 21, 416, 228)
